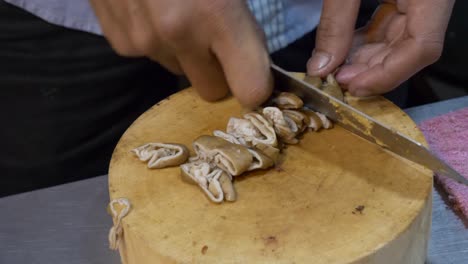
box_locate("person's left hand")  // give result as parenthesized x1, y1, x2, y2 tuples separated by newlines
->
(307, 0, 455, 97)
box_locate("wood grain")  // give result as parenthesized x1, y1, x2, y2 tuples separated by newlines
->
(108, 74, 432, 264)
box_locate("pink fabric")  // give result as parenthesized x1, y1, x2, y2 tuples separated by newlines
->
(420, 107, 468, 221)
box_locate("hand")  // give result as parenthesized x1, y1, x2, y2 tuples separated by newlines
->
(89, 0, 273, 107)
(307, 0, 455, 96)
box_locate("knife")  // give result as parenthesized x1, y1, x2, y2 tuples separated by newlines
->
(271, 64, 468, 186)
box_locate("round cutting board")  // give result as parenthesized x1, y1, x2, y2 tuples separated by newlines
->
(108, 74, 433, 264)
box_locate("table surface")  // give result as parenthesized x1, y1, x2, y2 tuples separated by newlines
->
(1, 96, 467, 264)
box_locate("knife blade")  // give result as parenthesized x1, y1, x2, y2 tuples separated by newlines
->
(271, 64, 468, 186)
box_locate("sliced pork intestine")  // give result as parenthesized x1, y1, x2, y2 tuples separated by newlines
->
(180, 161, 225, 203)
(190, 135, 253, 176)
(321, 74, 344, 102)
(262, 107, 298, 144)
(132, 143, 189, 169)
(315, 112, 333, 129)
(255, 143, 280, 163)
(301, 109, 333, 131)
(221, 112, 278, 150)
(247, 148, 274, 171)
(213, 130, 245, 146)
(243, 112, 277, 147)
(272, 92, 304, 109)
(283, 110, 309, 133)
(302, 110, 323, 131)
(208, 171, 237, 202)
(226, 117, 261, 146)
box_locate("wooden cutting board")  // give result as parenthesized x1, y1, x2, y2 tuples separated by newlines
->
(108, 74, 433, 264)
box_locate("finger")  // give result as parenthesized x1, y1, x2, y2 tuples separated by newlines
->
(365, 2, 399, 43)
(335, 64, 368, 85)
(124, 0, 159, 54)
(122, 0, 183, 74)
(380, 0, 407, 13)
(336, 43, 386, 85)
(211, 3, 273, 108)
(148, 53, 183, 75)
(406, 0, 455, 46)
(177, 48, 230, 102)
(307, 0, 361, 77)
(336, 45, 392, 85)
(89, 0, 140, 57)
(346, 40, 428, 96)
(349, 43, 387, 64)
(347, 3, 398, 61)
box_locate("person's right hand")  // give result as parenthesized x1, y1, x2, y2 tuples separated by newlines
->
(89, 0, 273, 108)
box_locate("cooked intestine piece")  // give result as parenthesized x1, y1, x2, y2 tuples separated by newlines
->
(247, 148, 274, 171)
(272, 92, 304, 109)
(191, 135, 253, 176)
(255, 143, 280, 163)
(226, 117, 260, 147)
(132, 143, 189, 169)
(283, 110, 309, 133)
(303, 75, 323, 88)
(301, 109, 333, 131)
(226, 113, 278, 148)
(321, 74, 344, 102)
(315, 112, 333, 129)
(243, 112, 278, 147)
(208, 171, 237, 202)
(213, 130, 244, 145)
(180, 162, 235, 203)
(262, 107, 298, 144)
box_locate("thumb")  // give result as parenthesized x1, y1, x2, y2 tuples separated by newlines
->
(307, 0, 361, 77)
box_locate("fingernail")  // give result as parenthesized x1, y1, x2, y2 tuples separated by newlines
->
(307, 50, 331, 73)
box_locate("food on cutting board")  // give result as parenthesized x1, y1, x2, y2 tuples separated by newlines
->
(321, 74, 344, 102)
(132, 143, 189, 169)
(304, 73, 344, 102)
(132, 76, 343, 203)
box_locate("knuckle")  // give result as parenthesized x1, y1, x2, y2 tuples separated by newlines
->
(103, 30, 139, 57)
(200, 0, 238, 33)
(317, 16, 340, 41)
(108, 38, 137, 57)
(130, 31, 157, 54)
(158, 12, 189, 43)
(157, 61, 183, 75)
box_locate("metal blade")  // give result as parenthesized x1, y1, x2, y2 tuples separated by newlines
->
(271, 64, 468, 186)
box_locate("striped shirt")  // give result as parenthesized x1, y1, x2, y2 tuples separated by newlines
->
(4, 0, 322, 52)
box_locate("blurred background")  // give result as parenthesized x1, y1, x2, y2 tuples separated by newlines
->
(407, 0, 468, 106)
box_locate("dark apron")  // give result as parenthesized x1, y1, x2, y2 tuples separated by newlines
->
(0, 1, 178, 196)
